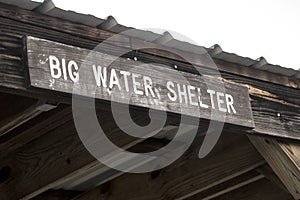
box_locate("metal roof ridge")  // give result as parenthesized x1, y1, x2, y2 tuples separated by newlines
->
(0, 0, 299, 78)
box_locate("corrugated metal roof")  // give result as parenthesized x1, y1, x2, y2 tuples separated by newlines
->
(2, 0, 300, 79)
(47, 8, 105, 27)
(0, 0, 39, 9)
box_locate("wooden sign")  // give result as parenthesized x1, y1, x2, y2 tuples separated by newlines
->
(25, 36, 254, 128)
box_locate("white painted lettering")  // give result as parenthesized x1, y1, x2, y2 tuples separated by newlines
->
(197, 88, 209, 108)
(187, 85, 198, 106)
(61, 58, 68, 80)
(120, 70, 131, 92)
(167, 81, 177, 101)
(68, 60, 79, 82)
(49, 55, 61, 79)
(143, 76, 155, 97)
(109, 69, 121, 90)
(207, 89, 216, 109)
(217, 92, 227, 112)
(177, 84, 188, 104)
(132, 73, 143, 95)
(226, 94, 237, 114)
(92, 65, 107, 87)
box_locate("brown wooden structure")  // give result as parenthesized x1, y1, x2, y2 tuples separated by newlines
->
(0, 1, 299, 199)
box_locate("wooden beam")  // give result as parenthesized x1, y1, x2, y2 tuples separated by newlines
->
(255, 164, 289, 193)
(0, 8, 300, 141)
(248, 93, 300, 140)
(72, 174, 160, 200)
(31, 189, 81, 200)
(0, 93, 46, 137)
(25, 36, 254, 128)
(0, 104, 41, 136)
(212, 178, 293, 200)
(0, 2, 299, 89)
(1, 20, 300, 142)
(186, 169, 264, 200)
(1, 3, 300, 96)
(0, 107, 159, 200)
(146, 132, 265, 200)
(249, 135, 300, 199)
(71, 132, 264, 200)
(0, 2, 300, 141)
(0, 104, 70, 158)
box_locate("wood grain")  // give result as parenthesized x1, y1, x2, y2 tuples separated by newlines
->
(0, 104, 71, 158)
(31, 189, 80, 200)
(0, 107, 159, 200)
(212, 178, 293, 200)
(0, 2, 299, 89)
(25, 36, 254, 128)
(0, 3, 299, 200)
(0, 93, 43, 137)
(249, 135, 300, 199)
(71, 133, 264, 200)
(187, 169, 264, 200)
(0, 9, 299, 140)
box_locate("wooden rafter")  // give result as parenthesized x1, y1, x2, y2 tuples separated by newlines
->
(0, 107, 155, 200)
(0, 2, 299, 200)
(0, 93, 41, 137)
(186, 169, 264, 200)
(0, 104, 70, 158)
(70, 133, 264, 200)
(0, 93, 58, 146)
(249, 135, 300, 199)
(212, 178, 293, 200)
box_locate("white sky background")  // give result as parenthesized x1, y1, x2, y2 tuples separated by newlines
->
(53, 0, 300, 70)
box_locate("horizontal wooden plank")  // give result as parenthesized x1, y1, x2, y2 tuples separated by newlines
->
(25, 36, 254, 128)
(1, 14, 300, 110)
(249, 96, 300, 140)
(0, 8, 299, 141)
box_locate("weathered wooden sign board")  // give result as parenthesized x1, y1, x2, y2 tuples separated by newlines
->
(25, 36, 254, 128)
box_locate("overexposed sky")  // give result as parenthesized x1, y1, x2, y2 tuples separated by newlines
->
(53, 0, 300, 70)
